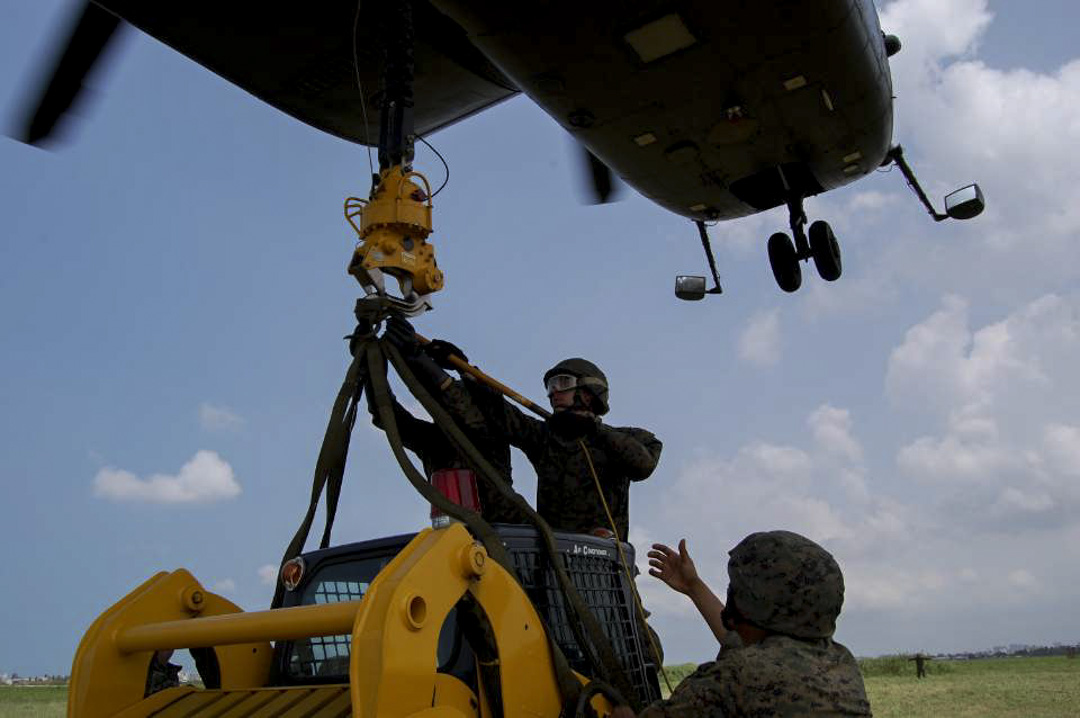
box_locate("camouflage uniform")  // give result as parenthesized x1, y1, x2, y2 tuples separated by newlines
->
(909, 653, 929, 678)
(640, 531, 871, 717)
(443, 384, 661, 540)
(144, 653, 181, 696)
(370, 379, 522, 524)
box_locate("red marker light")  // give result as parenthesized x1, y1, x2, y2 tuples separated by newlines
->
(281, 557, 305, 591)
(430, 469, 482, 528)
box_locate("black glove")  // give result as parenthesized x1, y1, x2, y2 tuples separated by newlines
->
(424, 339, 468, 369)
(408, 352, 453, 390)
(384, 315, 420, 357)
(548, 411, 599, 439)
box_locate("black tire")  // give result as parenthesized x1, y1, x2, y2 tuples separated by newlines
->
(809, 220, 842, 281)
(768, 232, 802, 292)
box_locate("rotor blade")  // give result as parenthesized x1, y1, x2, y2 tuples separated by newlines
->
(581, 146, 615, 204)
(15, 2, 122, 146)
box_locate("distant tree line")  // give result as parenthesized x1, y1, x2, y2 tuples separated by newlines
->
(938, 643, 1079, 660)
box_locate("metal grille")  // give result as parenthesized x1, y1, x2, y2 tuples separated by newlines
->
(284, 555, 390, 682)
(508, 542, 659, 706)
(288, 579, 368, 679)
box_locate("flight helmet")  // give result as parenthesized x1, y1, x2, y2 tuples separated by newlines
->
(543, 358, 609, 415)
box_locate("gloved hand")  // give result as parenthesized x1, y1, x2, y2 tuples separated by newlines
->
(384, 315, 421, 357)
(424, 339, 468, 369)
(548, 410, 599, 438)
(383, 316, 451, 390)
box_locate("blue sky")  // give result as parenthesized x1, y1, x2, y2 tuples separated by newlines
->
(2, 0, 1080, 675)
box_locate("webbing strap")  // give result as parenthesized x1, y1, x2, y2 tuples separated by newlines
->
(365, 340, 513, 571)
(384, 341, 639, 710)
(271, 346, 366, 608)
(382, 342, 586, 708)
(274, 331, 641, 710)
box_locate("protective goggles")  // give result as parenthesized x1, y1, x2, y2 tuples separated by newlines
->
(545, 374, 580, 396)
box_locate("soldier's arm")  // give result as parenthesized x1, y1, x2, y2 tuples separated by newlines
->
(596, 426, 662, 479)
(369, 392, 437, 455)
(441, 380, 547, 454)
(628, 662, 728, 717)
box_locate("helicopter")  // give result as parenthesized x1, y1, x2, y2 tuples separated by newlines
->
(14, 0, 984, 297)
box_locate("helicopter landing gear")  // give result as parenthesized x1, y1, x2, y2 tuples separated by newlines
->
(809, 219, 841, 281)
(766, 194, 842, 292)
(768, 232, 801, 292)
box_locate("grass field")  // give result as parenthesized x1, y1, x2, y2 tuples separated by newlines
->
(655, 656, 1080, 715)
(0, 686, 66, 718)
(861, 655, 1080, 717)
(3, 656, 1078, 715)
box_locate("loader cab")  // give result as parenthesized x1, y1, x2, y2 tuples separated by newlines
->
(271, 525, 662, 706)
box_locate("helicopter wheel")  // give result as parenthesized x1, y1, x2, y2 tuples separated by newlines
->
(809, 220, 842, 281)
(768, 232, 802, 292)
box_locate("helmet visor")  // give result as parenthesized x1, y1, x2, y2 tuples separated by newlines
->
(545, 374, 578, 396)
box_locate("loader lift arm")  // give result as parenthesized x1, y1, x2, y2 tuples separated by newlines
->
(68, 523, 613, 717)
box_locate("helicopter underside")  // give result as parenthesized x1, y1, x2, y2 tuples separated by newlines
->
(431, 0, 895, 222)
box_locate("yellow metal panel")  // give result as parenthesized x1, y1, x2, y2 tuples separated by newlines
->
(214, 689, 283, 718)
(142, 687, 351, 718)
(245, 689, 316, 718)
(152, 690, 231, 717)
(277, 687, 350, 718)
(431, 674, 478, 717)
(69, 570, 272, 718)
(346, 524, 578, 717)
(349, 526, 472, 717)
(309, 688, 352, 718)
(183, 690, 251, 718)
(111, 686, 194, 718)
(467, 555, 565, 716)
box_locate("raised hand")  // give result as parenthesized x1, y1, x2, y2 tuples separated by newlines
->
(424, 338, 468, 369)
(648, 539, 700, 596)
(384, 315, 420, 356)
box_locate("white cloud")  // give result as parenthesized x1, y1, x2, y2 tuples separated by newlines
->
(808, 405, 863, 463)
(880, 0, 993, 71)
(1042, 424, 1080, 477)
(888, 295, 1080, 529)
(635, 358, 1080, 644)
(258, 564, 278, 585)
(737, 309, 781, 367)
(199, 403, 245, 432)
(864, 0, 1080, 297)
(93, 450, 241, 503)
(886, 294, 1071, 418)
(643, 405, 911, 622)
(992, 487, 1054, 515)
(212, 579, 237, 594)
(846, 191, 898, 213)
(897, 433, 1014, 483)
(1007, 569, 1039, 593)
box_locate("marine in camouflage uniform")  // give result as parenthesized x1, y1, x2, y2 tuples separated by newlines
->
(442, 357, 662, 541)
(908, 653, 930, 678)
(634, 531, 871, 717)
(371, 323, 522, 524)
(144, 650, 181, 696)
